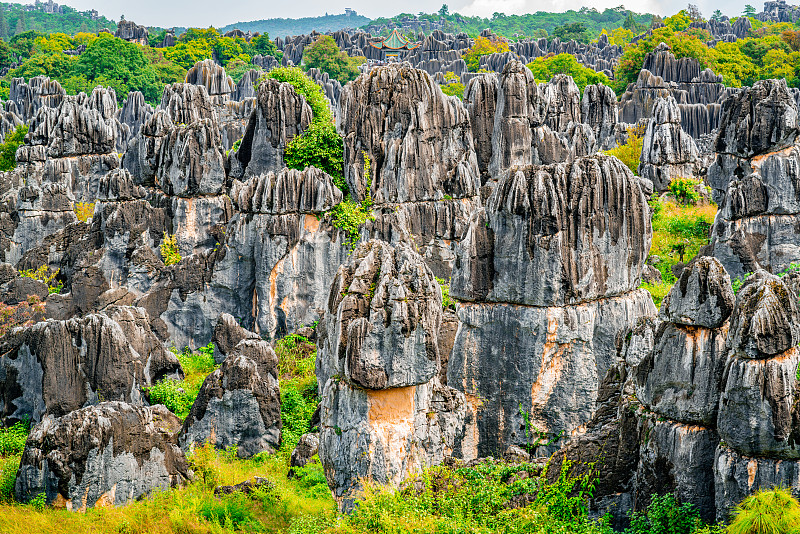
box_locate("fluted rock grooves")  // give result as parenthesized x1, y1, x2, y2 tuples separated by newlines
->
(0, 57, 797, 518)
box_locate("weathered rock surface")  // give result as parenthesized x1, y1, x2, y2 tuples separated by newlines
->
(15, 401, 189, 510)
(210, 166, 347, 339)
(317, 240, 469, 508)
(638, 95, 700, 191)
(316, 240, 442, 390)
(181, 339, 281, 457)
(452, 155, 651, 307)
(0, 306, 182, 424)
(229, 78, 312, 179)
(707, 79, 800, 278)
(660, 257, 735, 329)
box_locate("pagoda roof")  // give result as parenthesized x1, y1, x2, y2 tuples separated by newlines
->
(370, 28, 420, 50)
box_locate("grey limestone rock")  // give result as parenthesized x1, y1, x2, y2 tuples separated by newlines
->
(0, 306, 182, 424)
(180, 339, 281, 458)
(660, 257, 735, 329)
(636, 321, 728, 426)
(210, 166, 347, 340)
(638, 95, 700, 192)
(316, 239, 442, 391)
(185, 59, 235, 99)
(212, 313, 260, 363)
(452, 154, 651, 307)
(229, 78, 312, 179)
(115, 20, 149, 45)
(634, 418, 718, 521)
(15, 401, 189, 510)
(714, 444, 800, 521)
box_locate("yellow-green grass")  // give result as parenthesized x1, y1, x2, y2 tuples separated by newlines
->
(0, 447, 334, 534)
(642, 200, 717, 307)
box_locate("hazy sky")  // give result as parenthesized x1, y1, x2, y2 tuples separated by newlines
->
(63, 0, 752, 28)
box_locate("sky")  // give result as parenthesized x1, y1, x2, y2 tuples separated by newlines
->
(62, 0, 753, 28)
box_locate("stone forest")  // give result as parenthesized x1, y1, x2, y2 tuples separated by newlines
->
(0, 1, 799, 532)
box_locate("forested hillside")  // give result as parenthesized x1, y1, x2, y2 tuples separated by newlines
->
(365, 6, 653, 38)
(0, 2, 115, 38)
(219, 13, 370, 38)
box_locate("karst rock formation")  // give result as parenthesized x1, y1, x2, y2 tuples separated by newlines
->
(0, 49, 797, 519)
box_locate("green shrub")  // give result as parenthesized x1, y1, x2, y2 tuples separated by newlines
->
(0, 455, 20, 503)
(727, 488, 800, 534)
(179, 342, 217, 375)
(199, 491, 257, 529)
(160, 233, 181, 266)
(147, 378, 194, 420)
(604, 125, 644, 175)
(0, 125, 27, 172)
(625, 493, 702, 534)
(18, 265, 62, 294)
(281, 381, 318, 452)
(330, 199, 374, 250)
(188, 442, 221, 488)
(440, 71, 465, 99)
(291, 461, 330, 499)
(0, 419, 30, 457)
(436, 278, 456, 310)
(265, 66, 345, 190)
(669, 177, 703, 205)
(640, 281, 674, 308)
(148, 344, 217, 420)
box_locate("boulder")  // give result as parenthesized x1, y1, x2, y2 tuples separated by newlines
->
(180, 339, 281, 458)
(660, 257, 735, 329)
(212, 313, 260, 363)
(15, 402, 189, 511)
(0, 306, 182, 424)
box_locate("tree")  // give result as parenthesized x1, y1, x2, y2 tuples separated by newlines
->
(686, 4, 703, 21)
(711, 9, 723, 22)
(743, 4, 756, 16)
(553, 22, 589, 43)
(0, 125, 28, 172)
(462, 36, 510, 71)
(0, 5, 8, 42)
(527, 54, 610, 94)
(438, 4, 449, 17)
(15, 14, 25, 36)
(302, 35, 363, 84)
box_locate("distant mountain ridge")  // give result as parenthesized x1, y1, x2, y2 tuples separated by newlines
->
(218, 12, 370, 39)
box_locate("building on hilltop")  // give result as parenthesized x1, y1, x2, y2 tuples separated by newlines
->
(369, 28, 420, 60)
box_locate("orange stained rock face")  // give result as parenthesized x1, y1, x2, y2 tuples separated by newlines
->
(366, 386, 418, 485)
(529, 310, 569, 432)
(304, 213, 320, 233)
(367, 386, 416, 426)
(747, 458, 758, 488)
(750, 146, 795, 170)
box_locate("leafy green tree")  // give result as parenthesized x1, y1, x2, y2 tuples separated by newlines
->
(11, 52, 77, 80)
(163, 39, 214, 70)
(711, 9, 723, 21)
(0, 125, 28, 172)
(266, 67, 344, 189)
(744, 4, 757, 16)
(251, 33, 278, 57)
(527, 54, 610, 94)
(553, 22, 589, 43)
(302, 35, 363, 84)
(439, 4, 449, 17)
(73, 33, 162, 103)
(440, 71, 465, 99)
(462, 36, 510, 71)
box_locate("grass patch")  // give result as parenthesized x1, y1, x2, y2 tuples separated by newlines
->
(275, 335, 319, 454)
(146, 343, 218, 421)
(0, 447, 334, 533)
(641, 199, 717, 307)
